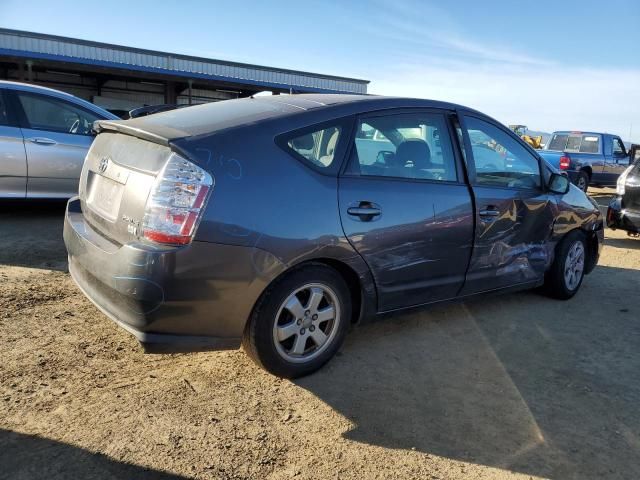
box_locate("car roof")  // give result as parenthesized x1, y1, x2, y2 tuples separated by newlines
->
(96, 93, 483, 143)
(257, 93, 465, 112)
(0, 80, 119, 119)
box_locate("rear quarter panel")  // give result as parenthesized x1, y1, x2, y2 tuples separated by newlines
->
(172, 113, 377, 317)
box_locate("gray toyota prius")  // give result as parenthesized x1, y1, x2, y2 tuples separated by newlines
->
(64, 94, 604, 377)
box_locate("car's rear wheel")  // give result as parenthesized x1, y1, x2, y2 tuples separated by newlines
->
(242, 264, 351, 378)
(575, 171, 589, 192)
(544, 230, 587, 299)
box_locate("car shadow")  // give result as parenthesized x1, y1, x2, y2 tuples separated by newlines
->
(0, 429, 190, 479)
(296, 264, 640, 479)
(0, 200, 68, 271)
(605, 236, 640, 249)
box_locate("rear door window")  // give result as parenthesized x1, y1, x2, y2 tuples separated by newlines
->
(347, 112, 457, 182)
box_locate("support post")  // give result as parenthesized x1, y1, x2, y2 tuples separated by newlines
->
(165, 81, 177, 104)
(26, 60, 33, 82)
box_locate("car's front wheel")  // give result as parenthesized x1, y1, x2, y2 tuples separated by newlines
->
(242, 264, 351, 378)
(544, 230, 587, 299)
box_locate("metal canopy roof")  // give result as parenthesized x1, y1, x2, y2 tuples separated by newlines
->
(0, 28, 369, 94)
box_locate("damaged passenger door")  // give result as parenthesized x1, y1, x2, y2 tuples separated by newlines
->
(458, 114, 555, 294)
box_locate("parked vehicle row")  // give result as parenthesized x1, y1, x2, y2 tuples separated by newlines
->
(63, 94, 604, 377)
(0, 81, 118, 199)
(538, 131, 632, 192)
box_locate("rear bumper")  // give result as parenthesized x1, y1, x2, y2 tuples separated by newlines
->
(64, 197, 280, 351)
(607, 197, 640, 233)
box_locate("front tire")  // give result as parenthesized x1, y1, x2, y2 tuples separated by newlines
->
(242, 264, 351, 378)
(544, 230, 587, 300)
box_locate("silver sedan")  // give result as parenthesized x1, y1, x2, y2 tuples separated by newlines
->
(0, 80, 118, 199)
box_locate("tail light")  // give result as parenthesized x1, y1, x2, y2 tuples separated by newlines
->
(142, 153, 213, 245)
(616, 164, 634, 196)
(559, 155, 571, 170)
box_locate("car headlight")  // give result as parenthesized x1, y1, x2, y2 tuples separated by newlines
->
(617, 165, 634, 195)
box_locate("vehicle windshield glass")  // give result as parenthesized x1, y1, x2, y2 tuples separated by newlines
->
(548, 133, 600, 153)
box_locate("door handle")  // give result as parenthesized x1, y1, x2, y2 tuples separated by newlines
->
(479, 208, 500, 218)
(347, 207, 381, 216)
(29, 137, 57, 145)
(347, 202, 381, 221)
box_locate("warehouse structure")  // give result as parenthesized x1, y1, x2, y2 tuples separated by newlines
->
(0, 28, 369, 115)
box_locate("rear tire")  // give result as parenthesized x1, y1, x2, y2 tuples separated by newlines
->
(544, 230, 587, 300)
(574, 171, 589, 192)
(242, 264, 351, 378)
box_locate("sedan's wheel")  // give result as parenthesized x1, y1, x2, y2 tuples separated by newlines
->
(273, 284, 340, 363)
(563, 241, 585, 291)
(575, 171, 589, 192)
(543, 230, 587, 299)
(242, 264, 351, 378)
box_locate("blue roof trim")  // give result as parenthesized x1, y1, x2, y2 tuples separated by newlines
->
(0, 48, 357, 94)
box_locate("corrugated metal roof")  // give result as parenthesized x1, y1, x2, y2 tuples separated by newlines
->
(0, 28, 369, 94)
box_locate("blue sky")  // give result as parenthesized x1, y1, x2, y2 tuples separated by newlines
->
(2, 0, 639, 141)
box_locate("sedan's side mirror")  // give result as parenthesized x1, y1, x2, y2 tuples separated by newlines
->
(548, 172, 570, 194)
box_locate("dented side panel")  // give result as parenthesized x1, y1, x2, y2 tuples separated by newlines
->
(460, 186, 555, 295)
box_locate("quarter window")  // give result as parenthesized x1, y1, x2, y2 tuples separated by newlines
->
(463, 116, 541, 189)
(348, 112, 457, 182)
(287, 125, 342, 168)
(16, 93, 101, 135)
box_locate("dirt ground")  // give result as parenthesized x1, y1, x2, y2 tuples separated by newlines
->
(1, 189, 639, 480)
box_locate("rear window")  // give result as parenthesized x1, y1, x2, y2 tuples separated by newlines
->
(548, 133, 600, 153)
(286, 125, 342, 169)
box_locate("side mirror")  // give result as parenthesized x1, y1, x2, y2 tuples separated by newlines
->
(548, 172, 570, 194)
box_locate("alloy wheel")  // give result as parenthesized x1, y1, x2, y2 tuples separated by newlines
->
(564, 241, 585, 291)
(272, 283, 341, 363)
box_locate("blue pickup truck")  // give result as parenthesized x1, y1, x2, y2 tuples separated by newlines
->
(538, 131, 631, 191)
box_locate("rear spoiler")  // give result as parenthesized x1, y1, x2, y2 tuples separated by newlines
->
(92, 120, 170, 147)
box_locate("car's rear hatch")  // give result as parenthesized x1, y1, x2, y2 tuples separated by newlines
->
(79, 130, 173, 246)
(79, 96, 315, 245)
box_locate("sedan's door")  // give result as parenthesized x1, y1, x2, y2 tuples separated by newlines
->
(458, 114, 555, 294)
(339, 110, 474, 311)
(0, 90, 27, 198)
(12, 90, 101, 198)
